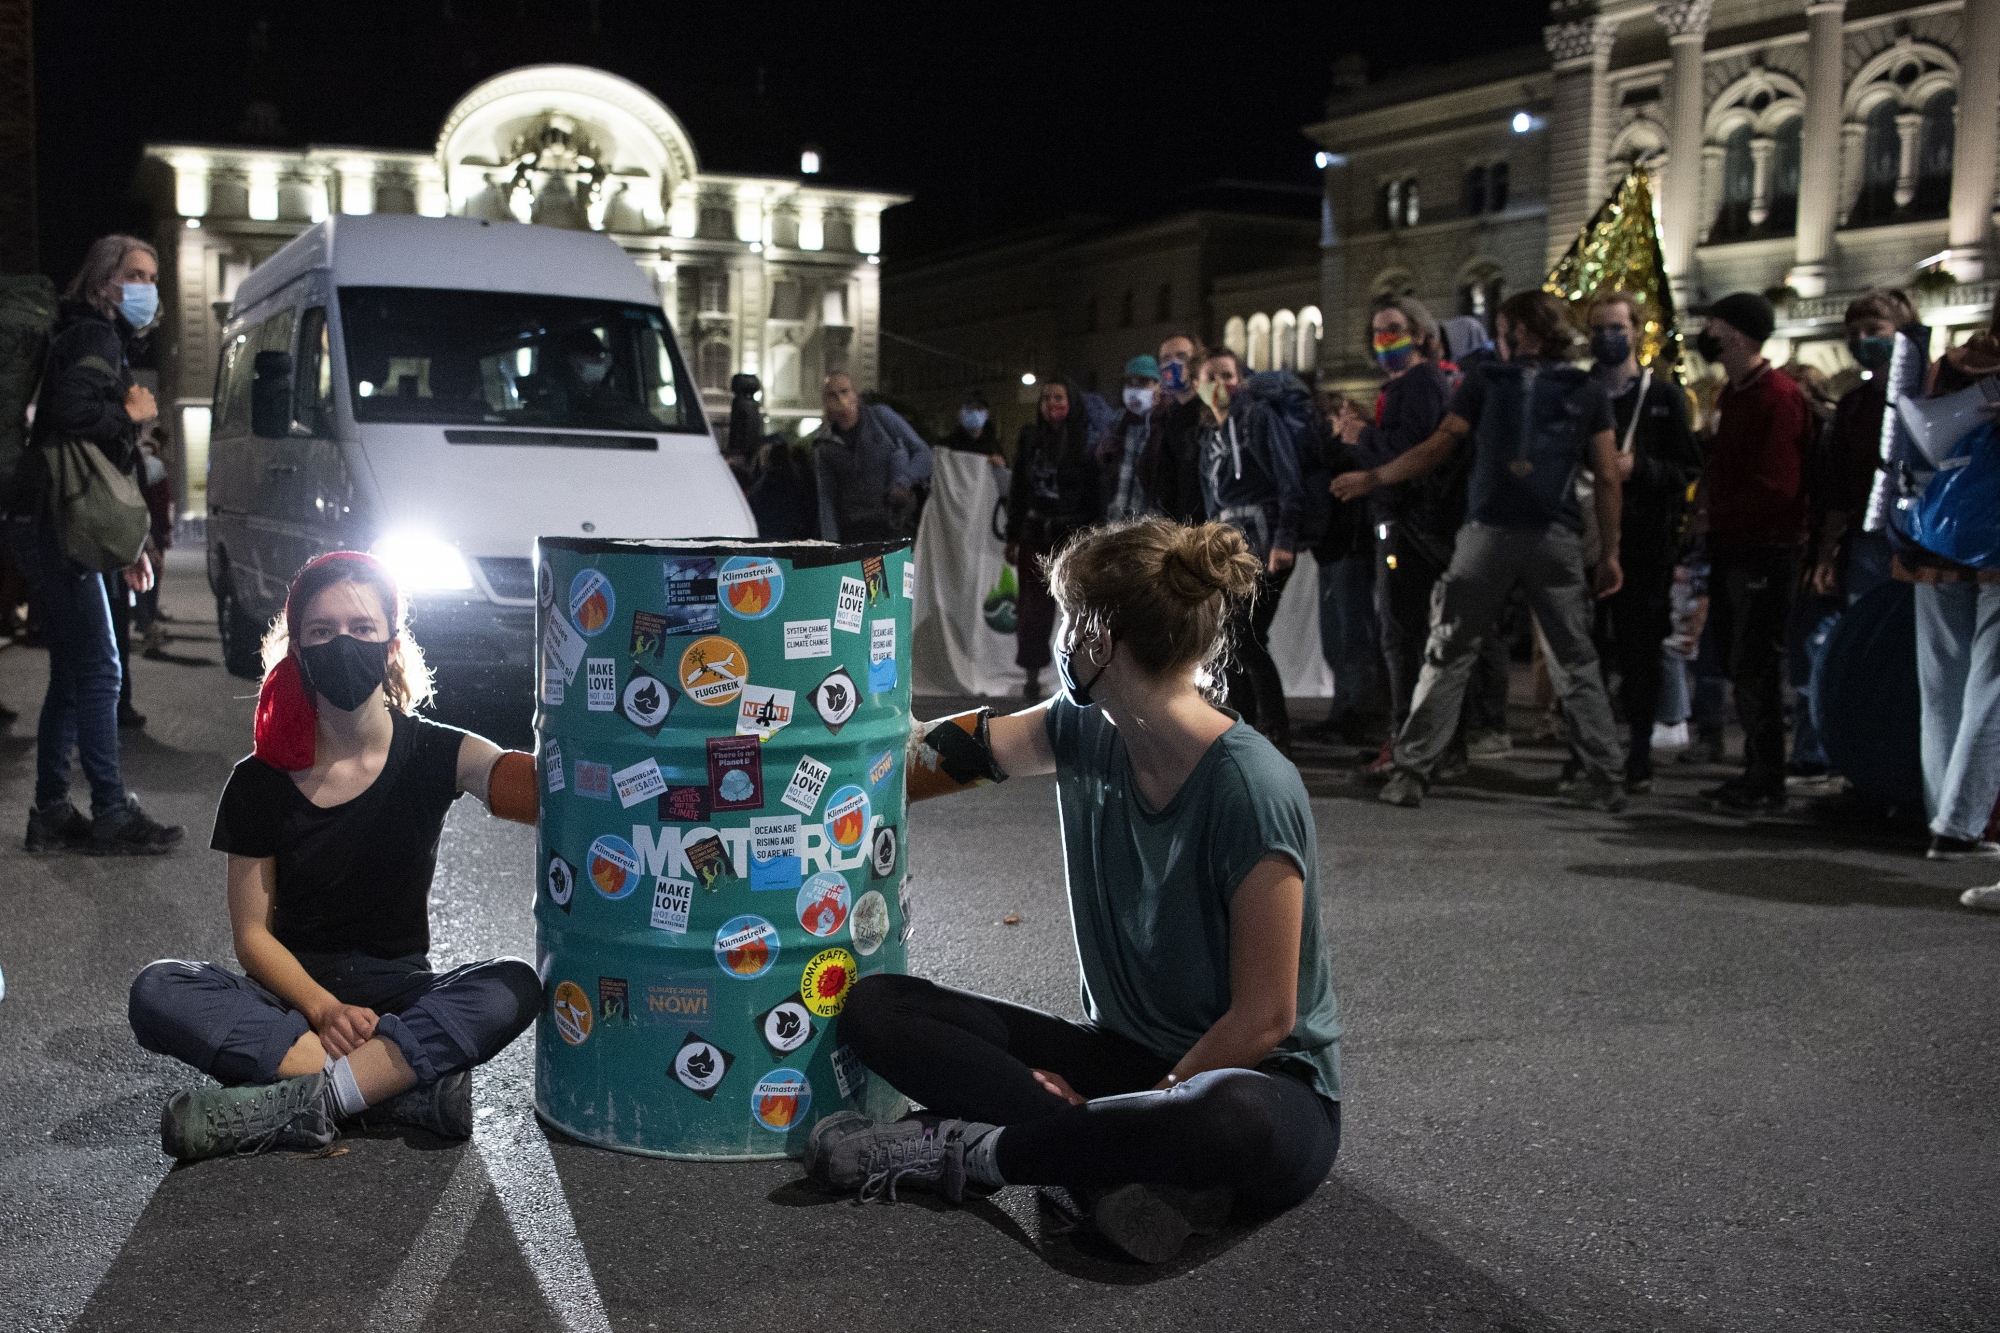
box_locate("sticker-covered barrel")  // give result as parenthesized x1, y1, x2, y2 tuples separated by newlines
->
(533, 538, 912, 1158)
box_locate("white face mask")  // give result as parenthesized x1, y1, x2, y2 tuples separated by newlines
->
(572, 356, 610, 387)
(1122, 386, 1156, 415)
(960, 408, 989, 433)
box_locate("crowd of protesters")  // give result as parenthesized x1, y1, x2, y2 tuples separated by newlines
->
(893, 282, 2000, 911)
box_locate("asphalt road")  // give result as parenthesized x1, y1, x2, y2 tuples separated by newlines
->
(1, 547, 1995, 1333)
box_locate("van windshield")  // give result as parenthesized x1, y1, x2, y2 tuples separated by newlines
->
(337, 287, 701, 433)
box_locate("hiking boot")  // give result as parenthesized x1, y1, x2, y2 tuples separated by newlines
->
(1928, 835, 2000, 863)
(1378, 770, 1424, 808)
(1562, 775, 1628, 813)
(356, 1070, 473, 1139)
(87, 797, 184, 856)
(803, 1111, 991, 1204)
(160, 1072, 338, 1161)
(1959, 883, 2000, 913)
(1465, 730, 1513, 760)
(25, 801, 91, 854)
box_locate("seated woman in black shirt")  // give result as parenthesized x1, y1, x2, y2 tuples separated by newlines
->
(129, 552, 543, 1160)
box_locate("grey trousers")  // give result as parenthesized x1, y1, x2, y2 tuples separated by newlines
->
(1394, 522, 1624, 783)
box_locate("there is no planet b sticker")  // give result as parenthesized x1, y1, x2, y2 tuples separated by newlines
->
(588, 834, 641, 899)
(719, 556, 784, 620)
(752, 1068, 811, 1132)
(715, 914, 779, 980)
(569, 568, 615, 637)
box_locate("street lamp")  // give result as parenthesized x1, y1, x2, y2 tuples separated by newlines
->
(1511, 112, 1533, 133)
(1020, 373, 1036, 386)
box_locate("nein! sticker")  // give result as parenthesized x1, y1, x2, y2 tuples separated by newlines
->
(736, 684, 795, 740)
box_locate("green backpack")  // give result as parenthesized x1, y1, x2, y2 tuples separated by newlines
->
(0, 274, 57, 513)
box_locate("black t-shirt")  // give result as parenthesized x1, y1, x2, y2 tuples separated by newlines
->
(211, 713, 466, 959)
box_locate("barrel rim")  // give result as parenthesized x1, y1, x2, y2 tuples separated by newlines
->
(536, 536, 912, 565)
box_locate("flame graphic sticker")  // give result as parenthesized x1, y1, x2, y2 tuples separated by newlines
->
(719, 557, 785, 621)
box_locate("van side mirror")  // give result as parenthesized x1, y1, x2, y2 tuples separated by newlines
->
(252, 351, 294, 439)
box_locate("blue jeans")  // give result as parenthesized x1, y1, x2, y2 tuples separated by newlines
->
(6, 518, 125, 816)
(1316, 550, 1380, 721)
(1914, 581, 2000, 842)
(1789, 593, 1843, 769)
(129, 953, 542, 1087)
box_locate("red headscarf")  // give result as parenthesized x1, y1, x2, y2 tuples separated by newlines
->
(252, 551, 400, 772)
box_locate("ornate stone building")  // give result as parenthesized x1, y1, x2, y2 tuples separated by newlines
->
(136, 64, 906, 516)
(1305, 0, 1998, 388)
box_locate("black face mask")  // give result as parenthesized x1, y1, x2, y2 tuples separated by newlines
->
(1055, 632, 1113, 707)
(299, 635, 391, 712)
(1693, 330, 1724, 362)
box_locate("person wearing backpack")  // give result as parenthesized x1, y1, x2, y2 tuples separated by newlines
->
(1333, 290, 1628, 811)
(5, 234, 184, 855)
(1689, 292, 1817, 814)
(1192, 348, 1306, 754)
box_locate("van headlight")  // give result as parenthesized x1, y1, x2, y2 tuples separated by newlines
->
(372, 532, 475, 593)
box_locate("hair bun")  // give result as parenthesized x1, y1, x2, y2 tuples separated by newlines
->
(1162, 523, 1260, 604)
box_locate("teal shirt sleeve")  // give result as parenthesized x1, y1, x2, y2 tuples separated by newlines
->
(1206, 738, 1317, 904)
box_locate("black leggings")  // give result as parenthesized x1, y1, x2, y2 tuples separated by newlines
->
(839, 974, 1340, 1214)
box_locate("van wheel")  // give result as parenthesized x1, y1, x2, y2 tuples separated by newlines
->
(216, 577, 263, 680)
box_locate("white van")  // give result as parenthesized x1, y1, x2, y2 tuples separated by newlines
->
(206, 214, 751, 710)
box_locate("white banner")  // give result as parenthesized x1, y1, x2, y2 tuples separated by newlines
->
(912, 450, 1027, 697)
(909, 448, 1333, 699)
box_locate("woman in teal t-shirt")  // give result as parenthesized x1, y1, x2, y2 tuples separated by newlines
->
(806, 518, 1341, 1263)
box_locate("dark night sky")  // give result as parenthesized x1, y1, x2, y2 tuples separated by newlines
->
(34, 0, 1545, 283)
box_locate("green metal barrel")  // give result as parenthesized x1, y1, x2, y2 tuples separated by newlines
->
(533, 538, 912, 1158)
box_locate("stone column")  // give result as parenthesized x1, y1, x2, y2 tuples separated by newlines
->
(1894, 111, 1925, 209)
(1944, 0, 1999, 281)
(1543, 14, 1621, 268)
(1790, 0, 1847, 297)
(1700, 143, 1728, 243)
(1655, 0, 1713, 309)
(1748, 136, 1776, 226)
(1838, 121, 1868, 226)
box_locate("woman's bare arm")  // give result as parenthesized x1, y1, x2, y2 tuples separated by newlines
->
(226, 854, 377, 1057)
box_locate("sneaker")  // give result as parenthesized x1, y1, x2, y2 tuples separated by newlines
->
(1651, 722, 1689, 751)
(1356, 738, 1396, 784)
(1959, 883, 2000, 912)
(1702, 779, 1786, 815)
(803, 1111, 991, 1204)
(160, 1072, 338, 1161)
(1562, 775, 1628, 813)
(1434, 744, 1469, 784)
(25, 801, 91, 854)
(1465, 730, 1513, 759)
(1378, 770, 1424, 808)
(87, 797, 184, 856)
(356, 1070, 473, 1139)
(1928, 835, 2000, 863)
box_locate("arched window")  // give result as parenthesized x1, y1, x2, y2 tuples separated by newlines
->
(1768, 117, 1802, 235)
(1377, 179, 1400, 230)
(1712, 124, 1756, 240)
(1916, 89, 1955, 215)
(1273, 310, 1298, 371)
(1461, 164, 1487, 217)
(1401, 177, 1420, 226)
(1223, 316, 1247, 357)
(1298, 306, 1323, 374)
(1247, 314, 1272, 371)
(1853, 100, 1902, 224)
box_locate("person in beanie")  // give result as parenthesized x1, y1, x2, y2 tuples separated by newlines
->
(6, 234, 182, 855)
(1691, 292, 1815, 813)
(1097, 354, 1161, 521)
